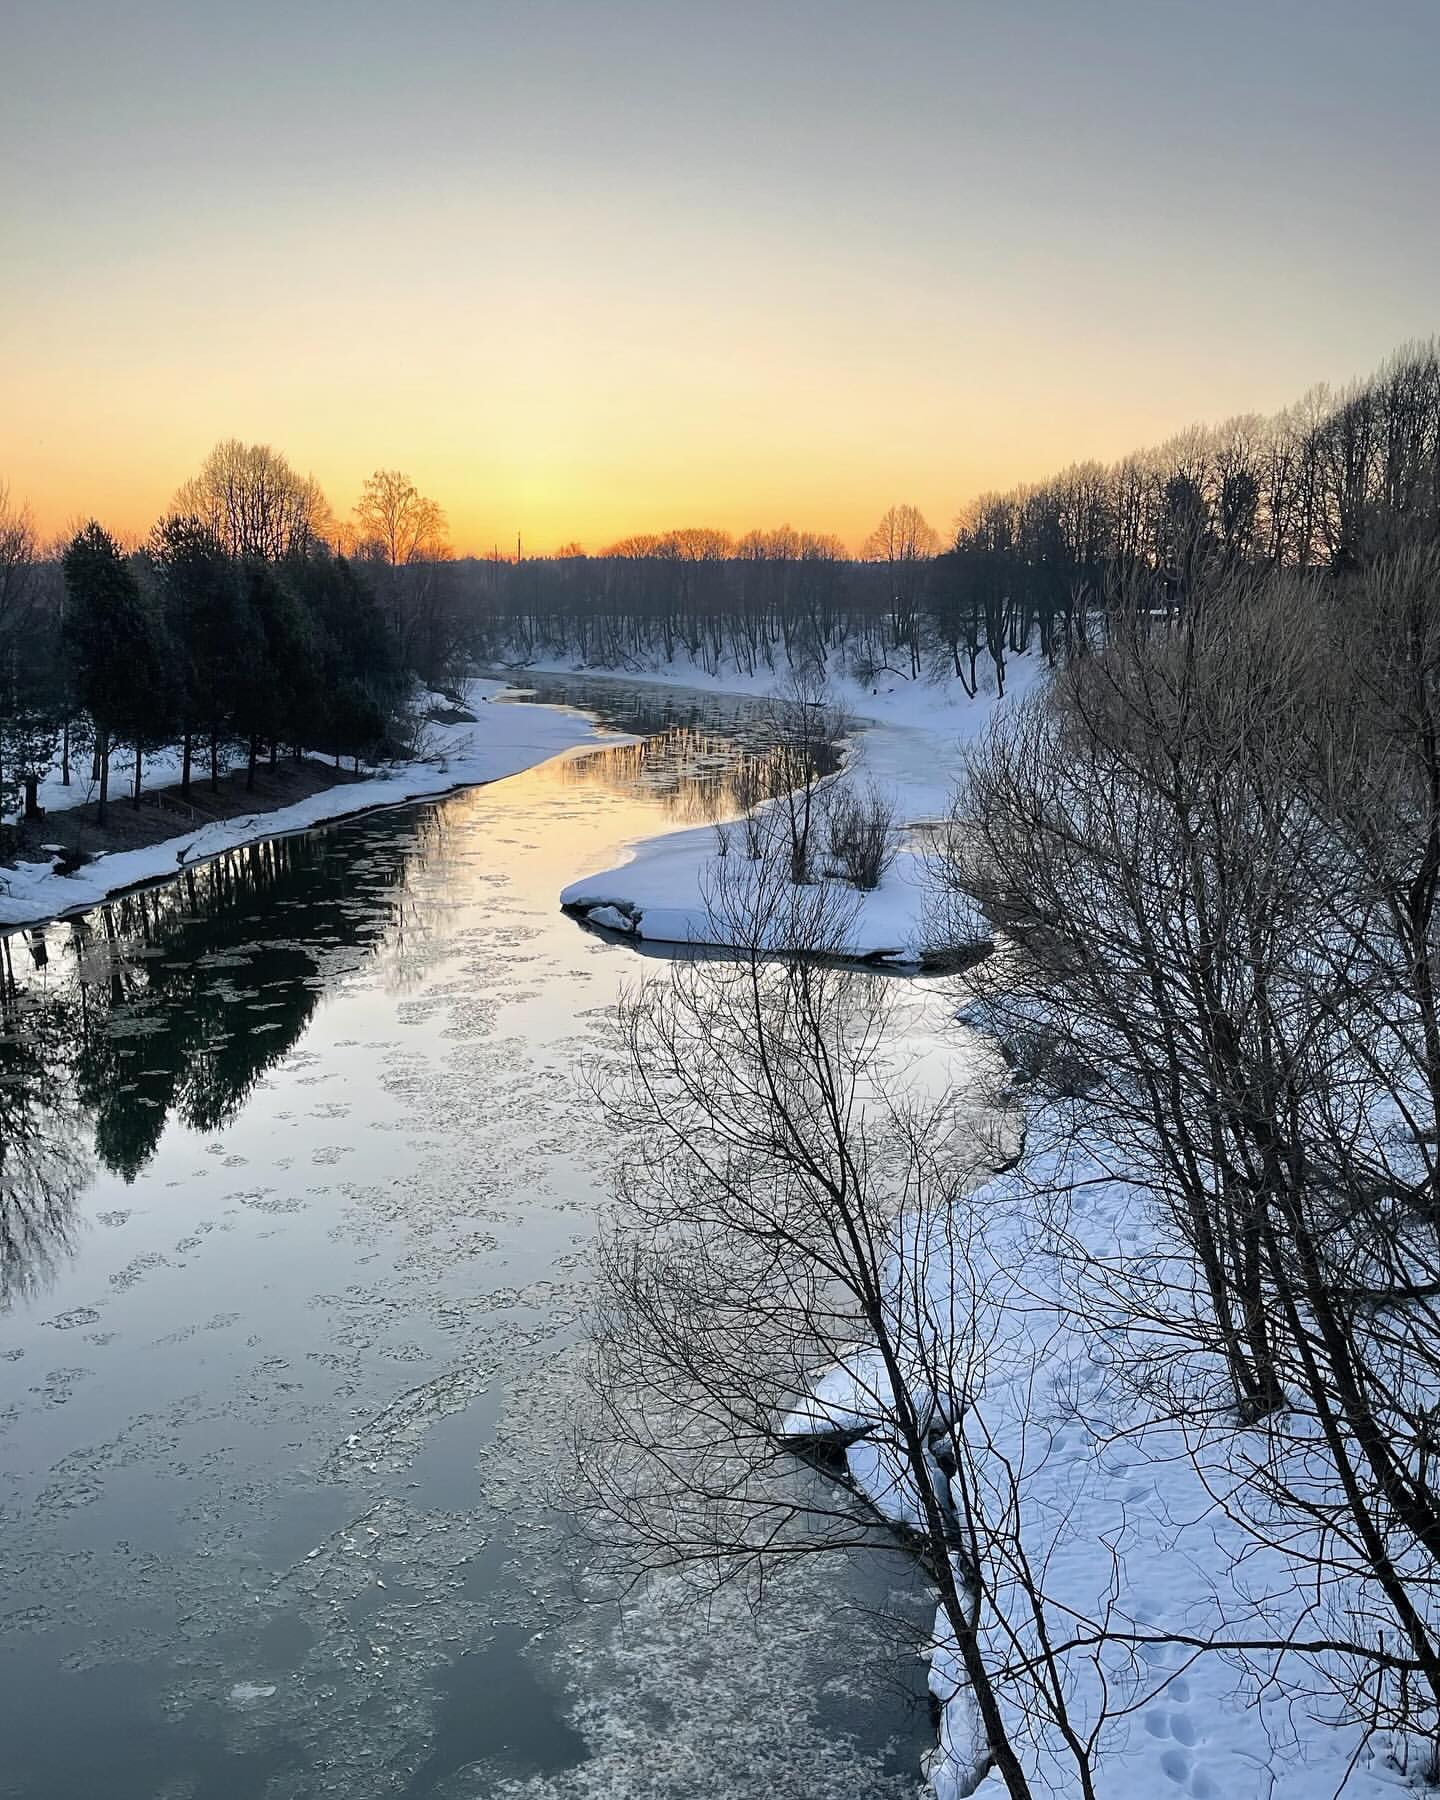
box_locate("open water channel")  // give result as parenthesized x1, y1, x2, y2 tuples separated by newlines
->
(0, 676, 945, 1800)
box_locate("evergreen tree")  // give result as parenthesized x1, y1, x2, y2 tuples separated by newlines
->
(62, 523, 144, 824)
(0, 617, 64, 826)
(296, 553, 403, 766)
(0, 491, 59, 833)
(62, 523, 173, 818)
(149, 516, 252, 796)
(118, 579, 178, 810)
(233, 556, 316, 788)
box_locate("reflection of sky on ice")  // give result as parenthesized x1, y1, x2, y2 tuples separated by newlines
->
(0, 678, 956, 1800)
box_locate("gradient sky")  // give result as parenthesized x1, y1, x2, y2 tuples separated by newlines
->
(3, 0, 1438, 554)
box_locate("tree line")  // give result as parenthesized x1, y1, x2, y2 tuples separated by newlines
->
(466, 339, 1440, 689)
(932, 338, 1440, 684)
(0, 445, 459, 833)
(5, 338, 1438, 838)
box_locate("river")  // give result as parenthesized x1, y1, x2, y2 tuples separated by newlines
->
(0, 676, 942, 1800)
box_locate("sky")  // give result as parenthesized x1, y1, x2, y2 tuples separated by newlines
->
(3, 0, 1438, 555)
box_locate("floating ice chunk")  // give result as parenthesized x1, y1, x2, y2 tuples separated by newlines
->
(584, 904, 637, 934)
(228, 1681, 277, 1704)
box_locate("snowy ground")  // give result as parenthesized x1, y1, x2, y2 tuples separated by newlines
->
(0, 679, 618, 931)
(515, 652, 1046, 963)
(784, 1131, 1422, 1800)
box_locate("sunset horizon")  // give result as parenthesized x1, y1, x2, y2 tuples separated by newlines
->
(5, 331, 1424, 559)
(7, 1, 1438, 557)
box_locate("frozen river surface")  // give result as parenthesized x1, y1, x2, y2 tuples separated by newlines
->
(0, 678, 934, 1800)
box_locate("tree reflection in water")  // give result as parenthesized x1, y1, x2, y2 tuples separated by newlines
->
(0, 676, 841, 1302)
(0, 974, 89, 1303)
(0, 823, 423, 1298)
(540, 725, 840, 825)
(491, 672, 845, 828)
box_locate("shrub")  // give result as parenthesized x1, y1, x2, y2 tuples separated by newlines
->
(824, 783, 896, 890)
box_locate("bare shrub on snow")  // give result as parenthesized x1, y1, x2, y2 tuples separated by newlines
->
(823, 782, 897, 891)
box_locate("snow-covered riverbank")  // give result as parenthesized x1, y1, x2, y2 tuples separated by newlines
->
(0, 679, 617, 931)
(509, 654, 1044, 963)
(562, 814, 965, 965)
(784, 1121, 1416, 1800)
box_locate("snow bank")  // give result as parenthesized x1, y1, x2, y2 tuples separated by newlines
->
(551, 657, 1040, 963)
(0, 679, 617, 931)
(561, 822, 971, 965)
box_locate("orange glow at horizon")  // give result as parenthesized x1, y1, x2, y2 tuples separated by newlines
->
(5, 7, 1437, 561)
(5, 192, 1423, 561)
(3, 311, 1406, 562)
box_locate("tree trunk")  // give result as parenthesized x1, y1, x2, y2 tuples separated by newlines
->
(23, 774, 41, 822)
(247, 736, 258, 791)
(181, 731, 192, 802)
(131, 744, 143, 808)
(210, 732, 220, 794)
(97, 729, 109, 827)
(61, 719, 71, 787)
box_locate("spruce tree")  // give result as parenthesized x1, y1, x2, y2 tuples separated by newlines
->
(150, 516, 251, 798)
(62, 523, 140, 825)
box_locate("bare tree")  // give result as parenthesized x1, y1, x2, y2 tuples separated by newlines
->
(0, 481, 35, 636)
(863, 504, 941, 679)
(352, 468, 449, 566)
(945, 555, 1440, 1765)
(172, 439, 332, 560)
(351, 469, 458, 681)
(581, 827, 1128, 1797)
(762, 667, 851, 885)
(823, 781, 898, 890)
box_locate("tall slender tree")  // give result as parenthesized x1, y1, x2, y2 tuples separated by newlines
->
(61, 523, 157, 824)
(149, 515, 252, 798)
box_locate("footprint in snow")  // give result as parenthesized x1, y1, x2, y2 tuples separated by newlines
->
(1147, 1673, 1212, 1795)
(1161, 1747, 1190, 1783)
(1146, 1707, 1197, 1745)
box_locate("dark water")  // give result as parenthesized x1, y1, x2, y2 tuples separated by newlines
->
(0, 677, 934, 1800)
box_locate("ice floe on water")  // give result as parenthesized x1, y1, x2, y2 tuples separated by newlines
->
(228, 1681, 278, 1705)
